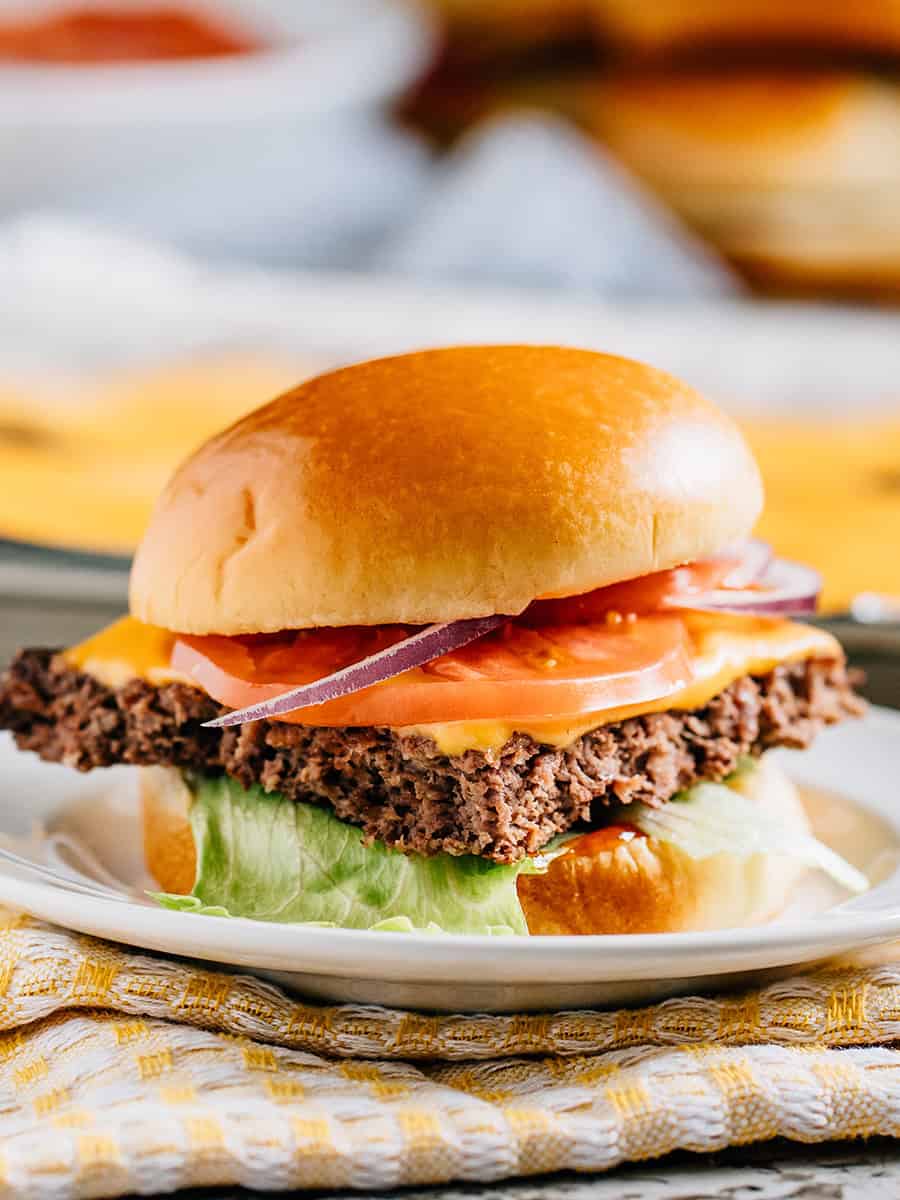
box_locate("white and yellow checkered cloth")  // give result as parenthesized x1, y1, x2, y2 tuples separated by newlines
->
(1, 910, 900, 1197)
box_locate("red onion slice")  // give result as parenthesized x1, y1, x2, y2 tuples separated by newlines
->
(202, 549, 818, 729)
(203, 614, 510, 728)
(676, 556, 821, 616)
(720, 539, 773, 589)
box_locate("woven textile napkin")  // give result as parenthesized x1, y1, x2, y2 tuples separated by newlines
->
(1, 911, 900, 1197)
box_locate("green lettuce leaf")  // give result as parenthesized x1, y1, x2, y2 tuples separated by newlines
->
(153, 774, 542, 934)
(627, 765, 868, 894)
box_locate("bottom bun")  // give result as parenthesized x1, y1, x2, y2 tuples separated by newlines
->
(141, 766, 197, 896)
(141, 756, 810, 934)
(518, 756, 809, 934)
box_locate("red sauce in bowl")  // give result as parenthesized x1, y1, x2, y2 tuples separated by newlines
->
(0, 5, 263, 64)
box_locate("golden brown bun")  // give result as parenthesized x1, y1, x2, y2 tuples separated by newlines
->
(141, 767, 196, 896)
(591, 0, 900, 55)
(130, 346, 762, 634)
(593, 74, 899, 191)
(518, 757, 810, 934)
(590, 73, 900, 292)
(142, 758, 808, 935)
(729, 233, 900, 298)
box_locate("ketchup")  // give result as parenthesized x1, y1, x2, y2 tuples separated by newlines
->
(0, 5, 262, 64)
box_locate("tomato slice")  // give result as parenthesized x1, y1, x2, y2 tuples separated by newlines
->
(171, 614, 694, 728)
(524, 558, 739, 626)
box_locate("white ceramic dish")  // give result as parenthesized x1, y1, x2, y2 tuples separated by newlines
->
(1, 711, 899, 1013)
(0, 0, 434, 217)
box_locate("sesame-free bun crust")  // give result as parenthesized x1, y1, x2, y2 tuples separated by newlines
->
(141, 757, 808, 935)
(592, 74, 900, 194)
(130, 346, 762, 634)
(592, 0, 900, 55)
(520, 756, 810, 934)
(141, 768, 197, 897)
(591, 74, 900, 292)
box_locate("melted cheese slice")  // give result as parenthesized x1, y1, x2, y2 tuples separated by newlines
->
(65, 612, 842, 756)
(66, 619, 181, 690)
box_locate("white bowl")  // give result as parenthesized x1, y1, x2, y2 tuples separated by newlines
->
(0, 0, 436, 220)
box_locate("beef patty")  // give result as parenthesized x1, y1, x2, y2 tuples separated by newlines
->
(0, 649, 863, 863)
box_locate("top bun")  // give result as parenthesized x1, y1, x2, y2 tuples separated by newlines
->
(130, 345, 762, 634)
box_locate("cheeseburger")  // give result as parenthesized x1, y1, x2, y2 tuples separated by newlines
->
(0, 346, 866, 935)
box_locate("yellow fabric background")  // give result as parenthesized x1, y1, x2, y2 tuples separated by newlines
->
(745, 415, 900, 611)
(0, 355, 312, 555)
(1, 910, 900, 1196)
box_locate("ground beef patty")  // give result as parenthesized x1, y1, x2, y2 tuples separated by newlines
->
(0, 649, 863, 863)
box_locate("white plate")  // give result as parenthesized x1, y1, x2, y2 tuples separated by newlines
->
(2, 711, 900, 1013)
